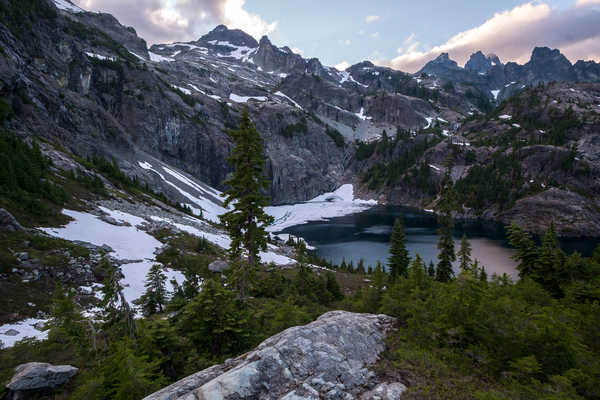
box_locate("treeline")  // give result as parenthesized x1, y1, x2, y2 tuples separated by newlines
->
(345, 216, 600, 399)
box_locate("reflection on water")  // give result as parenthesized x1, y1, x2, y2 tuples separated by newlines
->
(284, 206, 600, 280)
(285, 207, 521, 279)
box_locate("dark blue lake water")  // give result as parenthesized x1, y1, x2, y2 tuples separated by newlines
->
(284, 206, 599, 280)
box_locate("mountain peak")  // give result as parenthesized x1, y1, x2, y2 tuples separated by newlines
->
(200, 25, 258, 48)
(465, 50, 502, 73)
(259, 35, 272, 47)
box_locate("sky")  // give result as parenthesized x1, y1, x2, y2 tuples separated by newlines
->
(72, 0, 600, 73)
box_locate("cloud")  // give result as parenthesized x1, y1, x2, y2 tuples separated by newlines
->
(335, 61, 351, 71)
(291, 47, 303, 55)
(370, 32, 380, 39)
(339, 39, 352, 46)
(377, 1, 600, 73)
(365, 15, 380, 23)
(74, 0, 277, 44)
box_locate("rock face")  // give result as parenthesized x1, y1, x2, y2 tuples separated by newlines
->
(6, 362, 78, 391)
(208, 259, 230, 273)
(0, 208, 23, 231)
(144, 311, 396, 400)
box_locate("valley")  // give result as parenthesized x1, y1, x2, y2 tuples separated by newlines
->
(0, 0, 599, 399)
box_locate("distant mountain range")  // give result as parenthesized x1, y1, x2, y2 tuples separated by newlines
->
(0, 0, 599, 236)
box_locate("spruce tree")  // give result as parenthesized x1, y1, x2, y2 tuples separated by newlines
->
(389, 216, 410, 281)
(507, 224, 538, 278)
(436, 215, 455, 282)
(457, 234, 472, 271)
(220, 109, 274, 298)
(357, 258, 366, 274)
(138, 264, 167, 316)
(427, 261, 436, 277)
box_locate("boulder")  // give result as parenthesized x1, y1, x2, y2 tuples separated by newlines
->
(0, 208, 23, 232)
(360, 382, 407, 400)
(208, 260, 230, 273)
(6, 362, 78, 391)
(144, 311, 396, 400)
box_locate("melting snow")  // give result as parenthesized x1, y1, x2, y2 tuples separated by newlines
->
(148, 52, 175, 63)
(229, 94, 267, 103)
(498, 114, 512, 120)
(40, 209, 185, 306)
(171, 85, 192, 95)
(85, 52, 116, 62)
(512, 123, 521, 128)
(266, 184, 377, 232)
(355, 107, 372, 121)
(339, 71, 368, 87)
(274, 91, 303, 110)
(0, 319, 48, 348)
(53, 0, 83, 12)
(491, 90, 500, 100)
(424, 117, 433, 129)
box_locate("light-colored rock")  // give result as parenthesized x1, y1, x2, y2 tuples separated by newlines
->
(144, 311, 395, 400)
(0, 208, 23, 232)
(208, 260, 230, 273)
(360, 382, 407, 400)
(6, 362, 78, 391)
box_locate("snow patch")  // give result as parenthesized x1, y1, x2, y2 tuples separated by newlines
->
(274, 91, 303, 110)
(229, 93, 267, 103)
(491, 90, 500, 100)
(0, 318, 48, 348)
(85, 52, 116, 62)
(53, 0, 83, 12)
(498, 114, 512, 120)
(266, 184, 377, 232)
(355, 107, 372, 121)
(148, 52, 175, 63)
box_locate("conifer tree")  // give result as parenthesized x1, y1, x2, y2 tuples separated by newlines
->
(507, 223, 538, 278)
(389, 216, 410, 281)
(138, 264, 167, 316)
(100, 260, 136, 336)
(340, 258, 347, 271)
(457, 234, 472, 271)
(427, 260, 436, 277)
(436, 214, 455, 282)
(357, 258, 366, 274)
(220, 109, 274, 298)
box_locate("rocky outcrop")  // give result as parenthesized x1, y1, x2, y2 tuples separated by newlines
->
(208, 259, 230, 273)
(499, 188, 600, 237)
(144, 311, 396, 400)
(465, 51, 502, 74)
(6, 362, 78, 394)
(0, 208, 23, 231)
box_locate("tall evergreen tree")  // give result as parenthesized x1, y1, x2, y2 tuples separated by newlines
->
(357, 258, 366, 274)
(389, 216, 410, 281)
(436, 215, 456, 282)
(219, 109, 274, 298)
(457, 234, 472, 271)
(427, 261, 436, 277)
(138, 264, 167, 316)
(507, 224, 538, 278)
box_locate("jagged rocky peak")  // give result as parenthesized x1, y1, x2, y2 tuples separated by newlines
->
(199, 24, 258, 48)
(430, 52, 460, 68)
(525, 46, 575, 82)
(465, 50, 502, 73)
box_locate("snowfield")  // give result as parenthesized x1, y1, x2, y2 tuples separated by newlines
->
(266, 184, 377, 232)
(0, 318, 49, 348)
(229, 93, 267, 103)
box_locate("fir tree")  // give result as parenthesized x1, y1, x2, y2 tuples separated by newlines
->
(389, 216, 410, 281)
(340, 258, 347, 271)
(357, 258, 366, 274)
(427, 260, 436, 277)
(325, 271, 344, 301)
(100, 260, 136, 337)
(219, 109, 274, 298)
(138, 264, 167, 316)
(507, 224, 538, 278)
(457, 234, 472, 271)
(436, 215, 455, 282)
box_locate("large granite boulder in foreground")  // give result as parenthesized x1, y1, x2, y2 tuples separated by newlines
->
(6, 362, 78, 393)
(144, 311, 397, 400)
